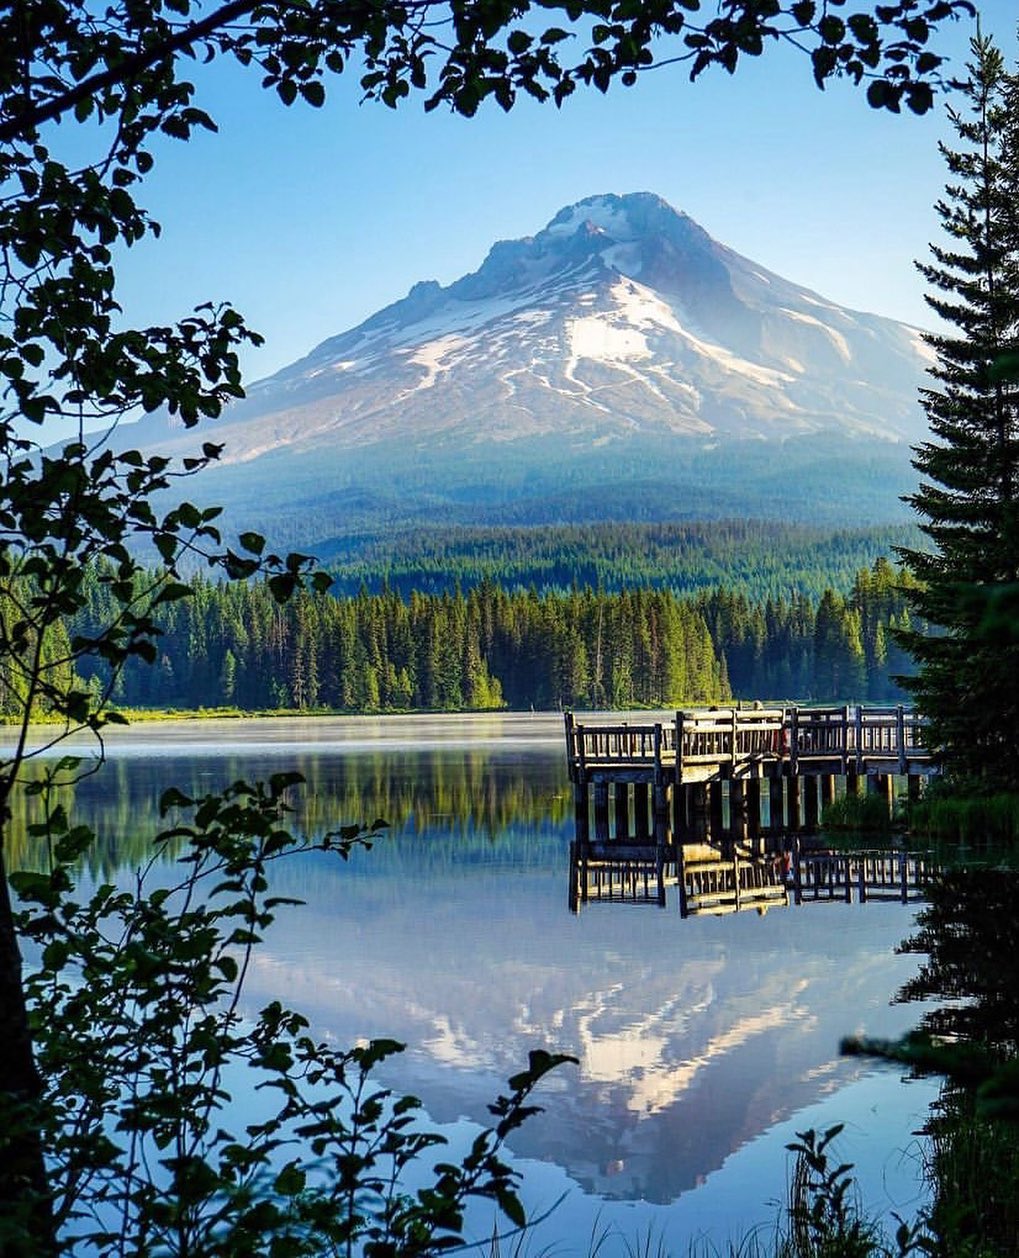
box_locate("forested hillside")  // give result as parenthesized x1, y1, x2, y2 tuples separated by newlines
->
(319, 521, 916, 601)
(5, 557, 921, 717)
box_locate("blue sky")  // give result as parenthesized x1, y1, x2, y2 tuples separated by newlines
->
(111, 1, 1017, 383)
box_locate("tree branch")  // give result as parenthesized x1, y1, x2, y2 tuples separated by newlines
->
(0, 0, 257, 145)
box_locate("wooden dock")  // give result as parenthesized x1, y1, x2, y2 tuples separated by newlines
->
(565, 706, 938, 915)
(565, 706, 934, 847)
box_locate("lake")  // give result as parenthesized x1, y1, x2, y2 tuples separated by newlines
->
(11, 712, 938, 1254)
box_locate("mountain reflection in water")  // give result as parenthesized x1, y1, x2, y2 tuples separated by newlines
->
(8, 715, 937, 1241)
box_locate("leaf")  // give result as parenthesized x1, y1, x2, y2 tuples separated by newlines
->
(239, 531, 266, 555)
(216, 956, 239, 982)
(274, 1162, 306, 1196)
(159, 787, 194, 814)
(300, 81, 326, 107)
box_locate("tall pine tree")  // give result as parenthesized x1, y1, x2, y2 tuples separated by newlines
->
(898, 34, 1019, 787)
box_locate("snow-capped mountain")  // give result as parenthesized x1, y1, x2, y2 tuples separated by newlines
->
(140, 193, 932, 542)
(178, 191, 930, 464)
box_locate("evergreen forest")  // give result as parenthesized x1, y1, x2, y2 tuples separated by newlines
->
(9, 555, 922, 717)
(319, 520, 916, 601)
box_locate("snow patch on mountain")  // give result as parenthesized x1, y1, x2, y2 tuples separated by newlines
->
(567, 318, 652, 365)
(546, 195, 640, 241)
(779, 308, 852, 362)
(608, 278, 685, 335)
(399, 334, 470, 395)
(153, 191, 932, 466)
(679, 328, 798, 390)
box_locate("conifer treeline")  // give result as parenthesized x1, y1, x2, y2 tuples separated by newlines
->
(322, 520, 916, 602)
(73, 578, 727, 712)
(698, 558, 919, 702)
(38, 556, 919, 715)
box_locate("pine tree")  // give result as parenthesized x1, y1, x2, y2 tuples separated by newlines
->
(898, 35, 1019, 787)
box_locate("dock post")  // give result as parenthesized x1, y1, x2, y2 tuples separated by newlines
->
(730, 777, 747, 844)
(788, 775, 802, 833)
(634, 782, 650, 840)
(841, 704, 850, 776)
(654, 784, 669, 847)
(593, 781, 609, 841)
(614, 782, 630, 841)
(573, 781, 589, 845)
(746, 778, 762, 850)
(671, 783, 688, 841)
(821, 774, 837, 815)
(709, 780, 725, 843)
(789, 706, 799, 778)
(692, 783, 708, 841)
(803, 777, 820, 832)
(792, 838, 803, 905)
(882, 773, 895, 821)
(768, 776, 784, 833)
(846, 767, 861, 797)
(676, 842, 689, 918)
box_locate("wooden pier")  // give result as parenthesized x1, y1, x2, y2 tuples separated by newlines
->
(565, 706, 937, 915)
(565, 706, 934, 847)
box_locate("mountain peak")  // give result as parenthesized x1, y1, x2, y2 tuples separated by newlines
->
(545, 191, 683, 238)
(155, 191, 931, 487)
(134, 190, 934, 542)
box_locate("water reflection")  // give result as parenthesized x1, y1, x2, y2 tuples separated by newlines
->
(570, 840, 935, 916)
(6, 717, 936, 1240)
(891, 865, 1019, 1252)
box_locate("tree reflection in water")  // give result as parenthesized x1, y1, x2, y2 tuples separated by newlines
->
(878, 867, 1019, 1254)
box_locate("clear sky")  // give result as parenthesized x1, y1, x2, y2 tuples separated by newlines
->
(108, 1, 1017, 384)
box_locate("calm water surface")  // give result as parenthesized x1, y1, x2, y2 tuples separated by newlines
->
(14, 714, 937, 1252)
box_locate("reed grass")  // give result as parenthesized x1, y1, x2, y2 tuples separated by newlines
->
(821, 793, 898, 834)
(908, 791, 1019, 845)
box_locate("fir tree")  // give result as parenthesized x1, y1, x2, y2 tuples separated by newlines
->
(898, 35, 1019, 787)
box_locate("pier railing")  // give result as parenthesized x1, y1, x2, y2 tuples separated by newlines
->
(677, 707, 784, 774)
(565, 705, 933, 784)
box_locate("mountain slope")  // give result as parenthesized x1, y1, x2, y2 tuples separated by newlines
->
(139, 192, 932, 540)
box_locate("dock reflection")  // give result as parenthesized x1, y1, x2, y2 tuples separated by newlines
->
(569, 837, 935, 915)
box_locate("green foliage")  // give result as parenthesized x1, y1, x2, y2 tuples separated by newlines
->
(701, 558, 922, 704)
(779, 1126, 929, 1258)
(842, 867, 1019, 1255)
(821, 792, 898, 834)
(60, 575, 730, 713)
(781, 1126, 882, 1258)
(908, 788, 1019, 844)
(13, 554, 923, 718)
(1, 773, 573, 1254)
(896, 34, 1019, 788)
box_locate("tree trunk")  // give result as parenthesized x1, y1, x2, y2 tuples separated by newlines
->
(0, 844, 55, 1255)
